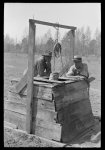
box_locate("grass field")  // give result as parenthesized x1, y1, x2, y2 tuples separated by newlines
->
(4, 52, 101, 147)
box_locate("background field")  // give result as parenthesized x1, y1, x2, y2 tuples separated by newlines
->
(4, 52, 101, 147)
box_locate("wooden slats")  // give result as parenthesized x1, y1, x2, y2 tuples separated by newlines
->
(9, 85, 53, 101)
(33, 85, 53, 101)
(54, 89, 89, 111)
(4, 109, 61, 141)
(60, 99, 94, 143)
(7, 91, 55, 110)
(34, 77, 64, 84)
(4, 100, 57, 123)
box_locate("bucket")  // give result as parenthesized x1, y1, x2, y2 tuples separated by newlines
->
(49, 72, 59, 80)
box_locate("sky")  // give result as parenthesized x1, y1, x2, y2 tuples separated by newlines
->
(4, 3, 101, 43)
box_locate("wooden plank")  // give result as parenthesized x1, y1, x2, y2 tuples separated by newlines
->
(54, 88, 89, 111)
(15, 72, 27, 94)
(26, 20, 35, 134)
(60, 100, 94, 143)
(7, 91, 55, 110)
(37, 99, 55, 111)
(30, 19, 77, 30)
(4, 121, 17, 129)
(8, 91, 26, 104)
(9, 84, 53, 101)
(4, 109, 61, 141)
(5, 100, 57, 123)
(4, 109, 26, 130)
(64, 79, 88, 91)
(34, 77, 65, 84)
(33, 85, 53, 101)
(56, 98, 94, 125)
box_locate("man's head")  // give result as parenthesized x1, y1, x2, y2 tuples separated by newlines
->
(72, 55, 82, 69)
(42, 51, 52, 63)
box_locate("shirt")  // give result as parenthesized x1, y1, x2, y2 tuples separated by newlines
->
(23, 56, 51, 77)
(66, 63, 89, 78)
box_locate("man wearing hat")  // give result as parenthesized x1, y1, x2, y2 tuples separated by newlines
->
(66, 55, 89, 78)
(23, 51, 52, 77)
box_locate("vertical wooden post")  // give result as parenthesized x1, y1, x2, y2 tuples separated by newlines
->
(70, 29, 75, 59)
(72, 30, 75, 58)
(26, 20, 35, 134)
(69, 29, 75, 67)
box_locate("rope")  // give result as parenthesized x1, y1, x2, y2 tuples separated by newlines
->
(53, 23, 63, 71)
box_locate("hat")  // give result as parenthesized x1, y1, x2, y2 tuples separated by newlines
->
(72, 55, 82, 62)
(42, 51, 52, 57)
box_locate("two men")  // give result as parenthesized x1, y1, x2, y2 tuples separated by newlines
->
(66, 55, 89, 78)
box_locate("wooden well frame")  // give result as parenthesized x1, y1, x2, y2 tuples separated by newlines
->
(26, 19, 76, 134)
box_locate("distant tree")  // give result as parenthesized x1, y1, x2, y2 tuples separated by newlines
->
(4, 34, 15, 52)
(21, 37, 28, 53)
(84, 26, 92, 56)
(93, 28, 101, 56)
(89, 39, 97, 55)
(75, 28, 83, 55)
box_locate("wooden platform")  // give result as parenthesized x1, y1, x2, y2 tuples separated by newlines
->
(4, 77, 95, 143)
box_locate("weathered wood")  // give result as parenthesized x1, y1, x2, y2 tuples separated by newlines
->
(15, 72, 27, 94)
(5, 100, 57, 123)
(37, 99, 55, 111)
(4, 121, 17, 129)
(71, 30, 75, 58)
(26, 20, 35, 134)
(30, 19, 76, 30)
(33, 85, 53, 101)
(34, 77, 65, 84)
(60, 99, 94, 143)
(53, 80, 88, 97)
(8, 91, 26, 104)
(4, 109, 61, 141)
(7, 91, 55, 110)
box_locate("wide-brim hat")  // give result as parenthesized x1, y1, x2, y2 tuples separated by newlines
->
(72, 55, 82, 62)
(42, 51, 52, 57)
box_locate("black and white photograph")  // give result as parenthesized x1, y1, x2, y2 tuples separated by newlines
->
(4, 3, 101, 147)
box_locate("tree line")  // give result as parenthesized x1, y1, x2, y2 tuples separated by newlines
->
(4, 26, 101, 57)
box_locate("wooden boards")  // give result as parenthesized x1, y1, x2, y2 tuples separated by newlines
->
(4, 109, 61, 141)
(60, 99, 94, 143)
(5, 77, 94, 143)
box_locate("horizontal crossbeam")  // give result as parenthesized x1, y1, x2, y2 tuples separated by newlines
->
(29, 19, 77, 30)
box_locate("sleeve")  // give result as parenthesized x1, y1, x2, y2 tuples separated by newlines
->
(80, 64, 89, 78)
(37, 60, 45, 76)
(45, 62, 52, 77)
(66, 66, 75, 77)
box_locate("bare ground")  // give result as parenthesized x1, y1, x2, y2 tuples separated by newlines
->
(4, 53, 101, 147)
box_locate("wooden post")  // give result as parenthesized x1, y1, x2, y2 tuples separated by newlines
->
(70, 29, 75, 59)
(26, 20, 36, 134)
(72, 30, 75, 58)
